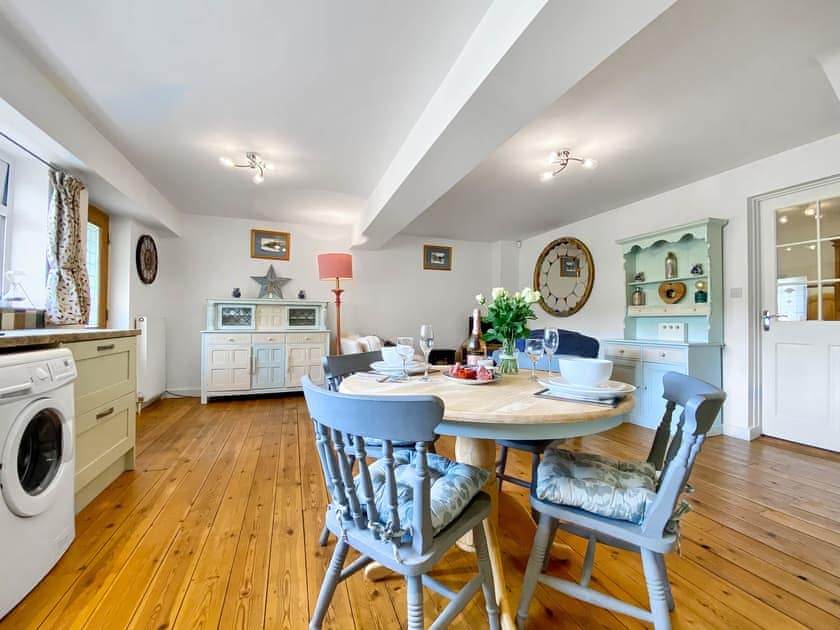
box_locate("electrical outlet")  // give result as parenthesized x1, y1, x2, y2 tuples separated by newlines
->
(657, 322, 686, 342)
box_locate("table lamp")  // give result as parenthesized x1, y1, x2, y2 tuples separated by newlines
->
(317, 253, 353, 355)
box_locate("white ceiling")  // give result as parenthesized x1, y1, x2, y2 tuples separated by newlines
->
(0, 0, 491, 226)
(3, 0, 840, 244)
(404, 0, 840, 241)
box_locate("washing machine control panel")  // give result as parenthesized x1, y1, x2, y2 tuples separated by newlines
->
(48, 357, 77, 383)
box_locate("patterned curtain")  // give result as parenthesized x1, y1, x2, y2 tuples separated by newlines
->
(46, 170, 90, 325)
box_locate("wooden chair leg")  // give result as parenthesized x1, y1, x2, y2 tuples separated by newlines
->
(529, 452, 542, 521)
(641, 548, 672, 630)
(540, 519, 559, 572)
(318, 524, 331, 547)
(495, 445, 508, 493)
(310, 539, 349, 629)
(655, 552, 675, 611)
(516, 512, 556, 629)
(406, 574, 424, 630)
(473, 522, 501, 630)
(579, 535, 597, 587)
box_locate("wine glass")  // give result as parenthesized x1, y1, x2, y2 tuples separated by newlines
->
(544, 328, 560, 379)
(419, 325, 434, 381)
(524, 338, 544, 381)
(396, 336, 414, 380)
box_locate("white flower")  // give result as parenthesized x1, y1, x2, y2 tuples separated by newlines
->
(475, 293, 486, 305)
(491, 287, 507, 301)
(519, 287, 540, 304)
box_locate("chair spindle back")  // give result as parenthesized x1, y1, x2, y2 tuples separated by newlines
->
(322, 351, 383, 391)
(641, 371, 725, 537)
(301, 376, 443, 554)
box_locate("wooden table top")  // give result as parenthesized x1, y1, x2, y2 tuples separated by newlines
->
(339, 370, 634, 441)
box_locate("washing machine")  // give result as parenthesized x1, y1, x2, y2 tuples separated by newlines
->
(0, 348, 76, 619)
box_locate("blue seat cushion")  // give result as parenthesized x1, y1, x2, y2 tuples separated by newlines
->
(358, 451, 489, 534)
(536, 449, 657, 524)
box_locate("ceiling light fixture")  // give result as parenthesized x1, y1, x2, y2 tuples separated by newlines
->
(541, 149, 598, 181)
(218, 152, 274, 184)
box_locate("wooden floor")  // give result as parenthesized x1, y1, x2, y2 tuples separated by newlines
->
(4, 396, 840, 629)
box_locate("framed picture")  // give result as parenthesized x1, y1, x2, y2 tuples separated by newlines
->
(559, 255, 579, 277)
(423, 244, 452, 271)
(251, 229, 290, 261)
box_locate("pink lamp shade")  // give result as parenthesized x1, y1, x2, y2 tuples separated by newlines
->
(318, 253, 353, 280)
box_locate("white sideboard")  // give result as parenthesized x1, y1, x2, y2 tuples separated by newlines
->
(603, 339, 723, 434)
(200, 299, 329, 403)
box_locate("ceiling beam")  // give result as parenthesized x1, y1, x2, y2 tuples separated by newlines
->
(356, 0, 675, 250)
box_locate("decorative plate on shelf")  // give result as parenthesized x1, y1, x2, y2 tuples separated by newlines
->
(533, 237, 594, 317)
(135, 234, 158, 284)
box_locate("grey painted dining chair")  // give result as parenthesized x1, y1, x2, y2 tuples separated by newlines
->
(516, 371, 725, 630)
(301, 376, 500, 630)
(318, 351, 439, 546)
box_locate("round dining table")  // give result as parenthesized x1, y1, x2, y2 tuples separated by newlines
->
(339, 369, 634, 630)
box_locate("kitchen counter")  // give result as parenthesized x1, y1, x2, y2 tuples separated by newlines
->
(0, 327, 139, 350)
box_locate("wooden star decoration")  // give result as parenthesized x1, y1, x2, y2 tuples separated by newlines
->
(251, 264, 290, 298)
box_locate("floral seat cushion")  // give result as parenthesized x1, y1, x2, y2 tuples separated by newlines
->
(357, 451, 489, 535)
(536, 449, 657, 524)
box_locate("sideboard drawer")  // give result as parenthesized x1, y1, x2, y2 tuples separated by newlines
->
(205, 333, 252, 345)
(285, 332, 326, 344)
(75, 392, 136, 489)
(604, 343, 641, 360)
(252, 333, 285, 344)
(642, 346, 688, 365)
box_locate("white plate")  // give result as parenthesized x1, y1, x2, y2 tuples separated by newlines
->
(442, 372, 501, 385)
(370, 361, 427, 376)
(539, 377, 635, 399)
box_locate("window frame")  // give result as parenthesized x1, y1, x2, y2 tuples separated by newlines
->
(87, 204, 110, 327)
(0, 149, 13, 296)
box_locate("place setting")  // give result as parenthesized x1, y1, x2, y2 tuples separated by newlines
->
(368, 325, 439, 381)
(535, 355, 635, 407)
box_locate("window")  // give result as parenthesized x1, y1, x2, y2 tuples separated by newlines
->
(87, 205, 109, 327)
(0, 156, 10, 295)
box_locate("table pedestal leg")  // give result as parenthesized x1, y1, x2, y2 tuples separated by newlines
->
(454, 436, 513, 630)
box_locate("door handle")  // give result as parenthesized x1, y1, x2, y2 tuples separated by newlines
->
(761, 310, 785, 331)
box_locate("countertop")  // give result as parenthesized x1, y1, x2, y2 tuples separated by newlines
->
(0, 328, 140, 349)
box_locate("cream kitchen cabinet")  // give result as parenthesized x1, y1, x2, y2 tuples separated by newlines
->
(62, 334, 138, 513)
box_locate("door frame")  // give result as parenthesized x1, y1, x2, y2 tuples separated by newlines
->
(746, 172, 840, 439)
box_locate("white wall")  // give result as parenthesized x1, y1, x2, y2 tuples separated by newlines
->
(163, 214, 494, 394)
(518, 131, 840, 440)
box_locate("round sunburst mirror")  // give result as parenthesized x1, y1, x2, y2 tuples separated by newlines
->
(533, 237, 594, 317)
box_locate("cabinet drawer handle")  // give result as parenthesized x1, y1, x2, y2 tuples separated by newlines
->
(618, 349, 625, 354)
(660, 352, 667, 358)
(227, 337, 236, 342)
(96, 407, 115, 420)
(97, 343, 115, 352)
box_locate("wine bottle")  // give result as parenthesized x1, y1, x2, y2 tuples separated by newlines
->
(465, 308, 487, 366)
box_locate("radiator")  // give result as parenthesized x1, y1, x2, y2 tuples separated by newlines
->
(136, 315, 166, 403)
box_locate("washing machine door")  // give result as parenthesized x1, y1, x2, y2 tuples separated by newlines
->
(1, 397, 73, 517)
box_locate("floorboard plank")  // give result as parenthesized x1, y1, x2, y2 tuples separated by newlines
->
(2, 397, 838, 630)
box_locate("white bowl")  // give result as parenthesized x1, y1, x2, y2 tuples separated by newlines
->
(557, 357, 613, 387)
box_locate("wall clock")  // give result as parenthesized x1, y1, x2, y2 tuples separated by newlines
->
(135, 234, 158, 284)
(533, 237, 594, 317)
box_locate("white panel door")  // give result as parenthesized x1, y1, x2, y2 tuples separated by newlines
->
(286, 344, 325, 386)
(760, 182, 840, 451)
(252, 344, 285, 389)
(206, 345, 251, 391)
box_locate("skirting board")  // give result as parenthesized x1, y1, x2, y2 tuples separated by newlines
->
(723, 424, 761, 441)
(163, 388, 201, 398)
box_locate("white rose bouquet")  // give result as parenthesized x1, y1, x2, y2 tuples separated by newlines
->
(476, 287, 541, 374)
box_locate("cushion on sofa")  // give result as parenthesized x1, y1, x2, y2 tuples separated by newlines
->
(355, 451, 489, 535)
(536, 449, 657, 524)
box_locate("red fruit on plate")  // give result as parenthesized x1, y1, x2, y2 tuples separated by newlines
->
(476, 366, 492, 381)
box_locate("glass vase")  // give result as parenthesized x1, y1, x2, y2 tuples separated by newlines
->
(497, 339, 519, 374)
